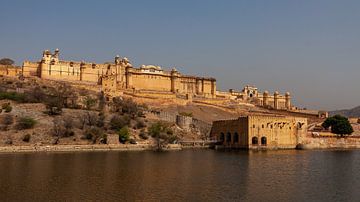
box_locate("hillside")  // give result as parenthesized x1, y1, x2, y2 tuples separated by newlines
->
(330, 106, 360, 117)
(0, 75, 325, 147)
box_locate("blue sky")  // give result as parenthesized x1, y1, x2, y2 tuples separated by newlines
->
(0, 0, 359, 110)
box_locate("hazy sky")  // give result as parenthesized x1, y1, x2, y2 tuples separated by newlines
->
(0, 0, 359, 110)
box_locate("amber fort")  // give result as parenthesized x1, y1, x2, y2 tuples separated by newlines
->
(2, 48, 299, 111)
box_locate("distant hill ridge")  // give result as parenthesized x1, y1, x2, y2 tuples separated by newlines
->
(330, 106, 360, 117)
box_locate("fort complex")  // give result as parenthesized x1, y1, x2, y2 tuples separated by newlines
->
(17, 49, 295, 111)
(0, 49, 335, 150)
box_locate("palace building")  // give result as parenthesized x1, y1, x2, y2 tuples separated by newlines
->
(210, 115, 308, 149)
(22, 49, 217, 99)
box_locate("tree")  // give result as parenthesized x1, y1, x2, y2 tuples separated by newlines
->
(148, 121, 177, 151)
(52, 116, 74, 138)
(80, 112, 98, 129)
(118, 126, 130, 143)
(44, 83, 78, 114)
(83, 126, 105, 144)
(0, 58, 14, 66)
(322, 115, 354, 136)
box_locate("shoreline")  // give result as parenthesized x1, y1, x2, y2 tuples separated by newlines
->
(0, 144, 183, 154)
(0, 143, 359, 154)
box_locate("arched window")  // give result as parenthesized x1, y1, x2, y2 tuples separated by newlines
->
(219, 133, 225, 142)
(261, 137, 267, 145)
(233, 132, 239, 143)
(226, 132, 231, 143)
(252, 137, 258, 145)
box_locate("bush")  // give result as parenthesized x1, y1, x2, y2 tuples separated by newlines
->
(118, 126, 130, 143)
(1, 114, 14, 130)
(52, 117, 74, 138)
(4, 105, 12, 113)
(82, 127, 104, 144)
(99, 134, 107, 144)
(44, 96, 63, 115)
(149, 122, 177, 150)
(135, 119, 146, 129)
(22, 134, 31, 142)
(96, 112, 105, 127)
(111, 97, 143, 118)
(23, 86, 46, 103)
(82, 96, 97, 110)
(80, 112, 99, 128)
(0, 91, 25, 102)
(139, 129, 148, 140)
(2, 103, 12, 113)
(110, 115, 130, 130)
(16, 117, 37, 130)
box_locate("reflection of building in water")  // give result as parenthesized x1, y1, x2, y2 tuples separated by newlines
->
(210, 115, 307, 149)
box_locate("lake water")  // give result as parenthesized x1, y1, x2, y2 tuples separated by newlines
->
(0, 149, 359, 201)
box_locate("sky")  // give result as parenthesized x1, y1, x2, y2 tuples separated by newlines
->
(0, 0, 359, 110)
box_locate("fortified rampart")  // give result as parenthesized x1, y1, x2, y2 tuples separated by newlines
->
(147, 110, 212, 136)
(21, 49, 216, 99)
(0, 65, 21, 77)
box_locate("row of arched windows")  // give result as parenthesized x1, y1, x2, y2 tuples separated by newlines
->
(219, 133, 267, 146)
(219, 132, 239, 144)
(252, 137, 267, 145)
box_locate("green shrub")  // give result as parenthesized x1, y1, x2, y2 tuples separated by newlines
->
(4, 105, 12, 113)
(118, 126, 130, 143)
(22, 134, 31, 142)
(16, 117, 37, 130)
(99, 134, 107, 144)
(0, 91, 25, 102)
(82, 96, 97, 110)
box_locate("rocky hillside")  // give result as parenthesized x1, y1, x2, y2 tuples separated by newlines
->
(330, 106, 360, 117)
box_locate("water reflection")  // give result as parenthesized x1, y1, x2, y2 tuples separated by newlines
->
(0, 150, 359, 201)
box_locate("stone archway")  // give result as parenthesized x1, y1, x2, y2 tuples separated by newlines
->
(252, 137, 258, 145)
(233, 132, 239, 144)
(261, 137, 267, 145)
(219, 133, 225, 143)
(226, 132, 231, 143)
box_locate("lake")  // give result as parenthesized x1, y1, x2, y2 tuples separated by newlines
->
(0, 149, 359, 201)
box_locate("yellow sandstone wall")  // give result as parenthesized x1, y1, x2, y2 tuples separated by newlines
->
(211, 115, 308, 149)
(131, 73, 172, 92)
(0, 65, 21, 77)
